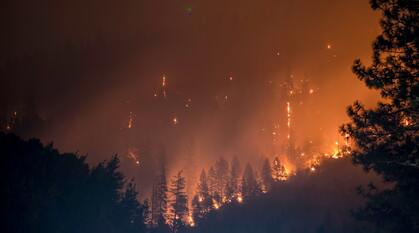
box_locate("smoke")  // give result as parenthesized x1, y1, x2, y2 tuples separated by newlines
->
(1, 0, 381, 196)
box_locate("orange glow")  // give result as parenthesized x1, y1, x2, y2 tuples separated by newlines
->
(127, 112, 134, 129)
(188, 214, 195, 227)
(213, 202, 220, 210)
(127, 147, 140, 166)
(237, 193, 243, 203)
(161, 75, 167, 98)
(287, 101, 291, 128)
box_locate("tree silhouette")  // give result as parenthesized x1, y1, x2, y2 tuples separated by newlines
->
(340, 0, 418, 232)
(241, 163, 261, 200)
(225, 156, 241, 200)
(192, 169, 213, 221)
(0, 133, 147, 233)
(151, 152, 169, 226)
(261, 157, 274, 192)
(168, 170, 188, 233)
(214, 157, 229, 203)
(207, 166, 217, 201)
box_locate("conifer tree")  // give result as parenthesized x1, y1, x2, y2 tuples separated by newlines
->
(168, 170, 188, 233)
(241, 163, 261, 199)
(207, 166, 217, 200)
(151, 156, 168, 226)
(214, 157, 229, 203)
(340, 0, 418, 231)
(225, 156, 241, 200)
(272, 157, 287, 181)
(261, 157, 274, 192)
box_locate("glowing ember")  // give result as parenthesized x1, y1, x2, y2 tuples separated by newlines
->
(213, 202, 220, 210)
(188, 215, 195, 227)
(309, 89, 314, 94)
(327, 44, 332, 49)
(173, 117, 178, 125)
(127, 147, 140, 166)
(237, 195, 243, 203)
(127, 112, 134, 129)
(287, 101, 291, 128)
(161, 75, 167, 98)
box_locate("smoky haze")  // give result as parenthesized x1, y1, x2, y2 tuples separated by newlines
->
(1, 0, 381, 196)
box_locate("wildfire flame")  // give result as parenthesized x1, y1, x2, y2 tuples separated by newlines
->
(237, 193, 243, 203)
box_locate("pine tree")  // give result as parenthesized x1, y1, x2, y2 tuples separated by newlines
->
(117, 182, 147, 233)
(340, 1, 418, 232)
(241, 163, 261, 199)
(261, 157, 274, 192)
(197, 169, 212, 213)
(168, 170, 188, 233)
(272, 157, 287, 181)
(214, 157, 229, 203)
(225, 156, 241, 200)
(151, 157, 168, 226)
(191, 170, 215, 224)
(207, 166, 217, 200)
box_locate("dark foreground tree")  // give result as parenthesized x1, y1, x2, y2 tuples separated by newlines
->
(168, 170, 189, 233)
(151, 153, 169, 226)
(0, 133, 147, 233)
(341, 0, 418, 232)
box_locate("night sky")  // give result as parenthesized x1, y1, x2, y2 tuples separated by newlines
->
(1, 0, 382, 195)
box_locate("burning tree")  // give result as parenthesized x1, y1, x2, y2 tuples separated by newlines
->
(192, 169, 213, 220)
(272, 157, 288, 181)
(340, 0, 418, 231)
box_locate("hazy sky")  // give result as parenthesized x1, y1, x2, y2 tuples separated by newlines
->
(1, 0, 381, 193)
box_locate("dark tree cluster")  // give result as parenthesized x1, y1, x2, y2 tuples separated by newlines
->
(0, 133, 148, 233)
(341, 0, 418, 232)
(189, 158, 380, 233)
(190, 156, 289, 227)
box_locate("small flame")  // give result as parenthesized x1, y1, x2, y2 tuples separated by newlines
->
(188, 214, 195, 227)
(237, 194, 243, 203)
(213, 202, 220, 210)
(127, 112, 134, 129)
